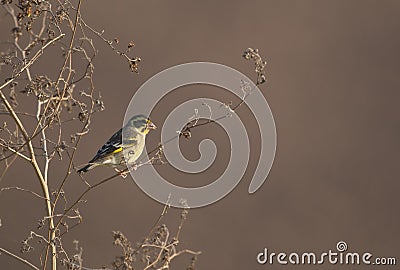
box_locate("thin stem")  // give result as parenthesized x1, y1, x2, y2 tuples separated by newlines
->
(35, 101, 50, 183)
(42, 1, 83, 269)
(0, 34, 65, 92)
(55, 171, 122, 230)
(0, 186, 51, 202)
(33, 0, 82, 138)
(0, 247, 40, 270)
(0, 142, 31, 162)
(0, 154, 18, 184)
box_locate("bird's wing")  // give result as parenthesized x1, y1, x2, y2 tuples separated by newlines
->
(89, 128, 123, 162)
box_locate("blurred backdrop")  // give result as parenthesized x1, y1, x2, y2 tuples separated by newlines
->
(0, 0, 399, 269)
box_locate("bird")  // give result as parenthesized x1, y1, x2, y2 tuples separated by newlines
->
(77, 114, 156, 175)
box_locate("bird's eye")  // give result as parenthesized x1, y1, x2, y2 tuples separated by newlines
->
(134, 119, 147, 128)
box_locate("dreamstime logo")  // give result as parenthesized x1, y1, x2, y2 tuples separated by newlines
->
(123, 62, 276, 208)
(257, 241, 397, 266)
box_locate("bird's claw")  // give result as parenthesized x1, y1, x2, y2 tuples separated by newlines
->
(114, 168, 128, 178)
(130, 163, 138, 171)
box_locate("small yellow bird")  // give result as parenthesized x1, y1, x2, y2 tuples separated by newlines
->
(77, 115, 156, 174)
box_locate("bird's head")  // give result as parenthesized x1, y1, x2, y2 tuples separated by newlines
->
(128, 114, 157, 135)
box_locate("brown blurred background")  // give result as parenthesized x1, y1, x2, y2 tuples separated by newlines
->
(1, 0, 399, 269)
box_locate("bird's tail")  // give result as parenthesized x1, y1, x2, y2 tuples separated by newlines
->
(77, 163, 96, 174)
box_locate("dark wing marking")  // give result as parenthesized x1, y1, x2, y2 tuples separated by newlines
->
(89, 128, 123, 162)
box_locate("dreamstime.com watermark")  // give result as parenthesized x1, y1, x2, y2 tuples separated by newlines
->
(123, 62, 276, 208)
(257, 241, 396, 266)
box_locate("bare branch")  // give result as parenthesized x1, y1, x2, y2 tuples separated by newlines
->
(0, 186, 50, 201)
(0, 247, 40, 270)
(0, 33, 65, 92)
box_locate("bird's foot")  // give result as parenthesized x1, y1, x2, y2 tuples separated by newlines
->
(114, 168, 128, 178)
(127, 163, 138, 171)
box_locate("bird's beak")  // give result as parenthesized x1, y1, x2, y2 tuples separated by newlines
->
(147, 121, 157, 130)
